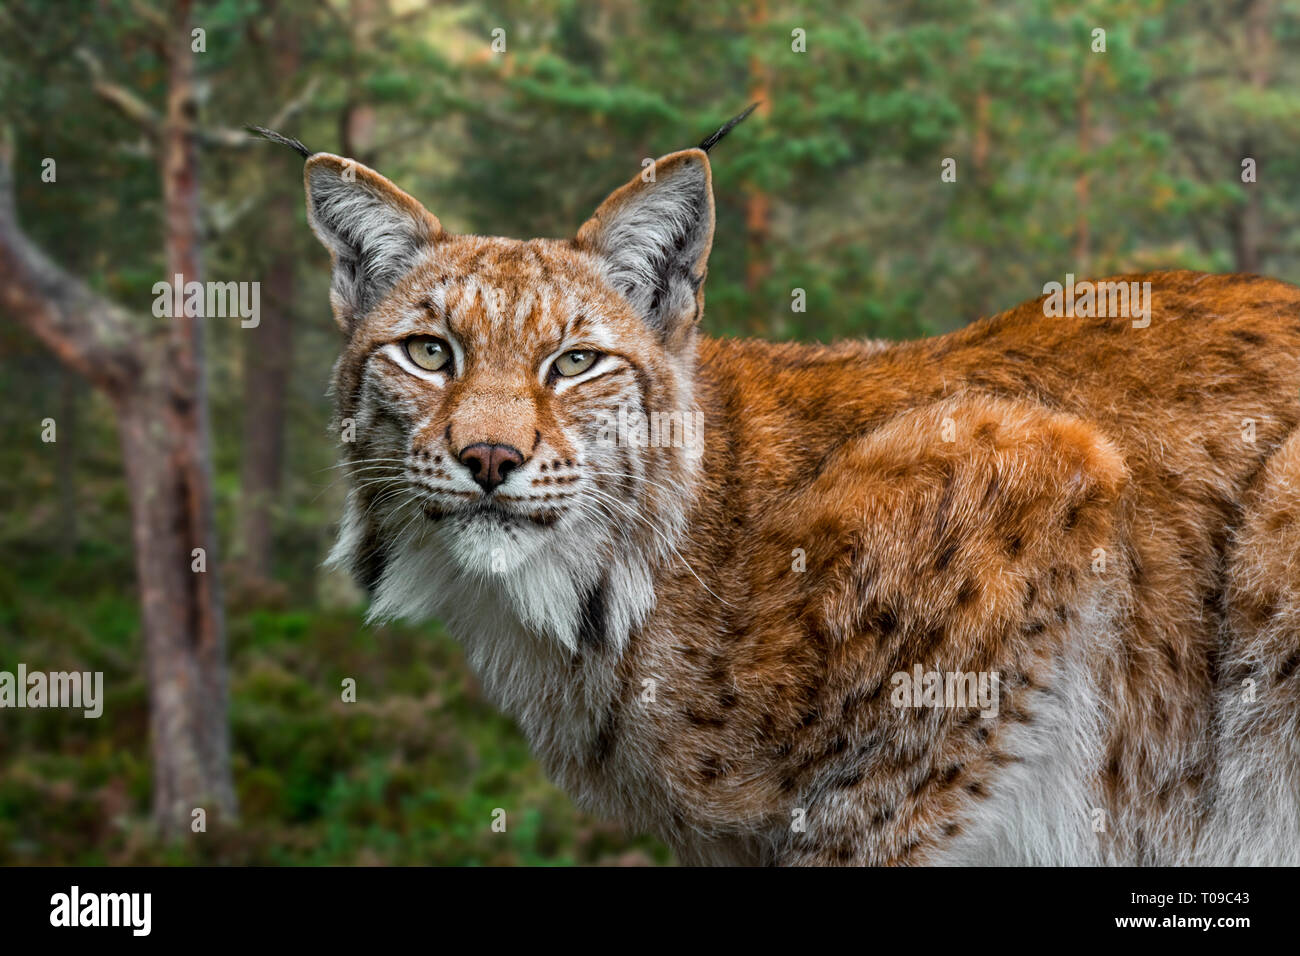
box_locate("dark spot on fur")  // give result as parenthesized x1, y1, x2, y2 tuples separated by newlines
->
(589, 709, 619, 767)
(1161, 641, 1181, 674)
(684, 708, 727, 729)
(1245, 595, 1279, 629)
(866, 606, 898, 636)
(577, 576, 608, 650)
(1278, 650, 1300, 683)
(1105, 749, 1122, 786)
(935, 541, 958, 572)
(355, 531, 390, 595)
(915, 626, 946, 658)
(841, 688, 868, 717)
(1063, 505, 1080, 532)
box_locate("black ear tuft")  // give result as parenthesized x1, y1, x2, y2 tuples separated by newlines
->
(246, 124, 312, 159)
(698, 103, 759, 153)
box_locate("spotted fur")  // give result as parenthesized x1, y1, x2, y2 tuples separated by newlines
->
(294, 139, 1300, 865)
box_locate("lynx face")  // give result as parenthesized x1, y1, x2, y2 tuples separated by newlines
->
(308, 150, 714, 651)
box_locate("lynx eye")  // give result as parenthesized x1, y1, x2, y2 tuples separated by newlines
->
(404, 336, 451, 373)
(553, 349, 599, 378)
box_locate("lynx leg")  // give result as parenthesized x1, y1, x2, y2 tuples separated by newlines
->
(1205, 428, 1300, 864)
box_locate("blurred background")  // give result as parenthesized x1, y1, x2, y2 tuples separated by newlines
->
(1, 0, 1298, 865)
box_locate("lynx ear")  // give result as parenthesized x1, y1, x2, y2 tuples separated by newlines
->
(304, 154, 442, 331)
(575, 149, 715, 342)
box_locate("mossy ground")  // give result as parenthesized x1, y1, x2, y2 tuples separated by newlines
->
(0, 550, 669, 866)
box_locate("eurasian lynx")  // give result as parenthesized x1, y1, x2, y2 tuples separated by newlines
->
(259, 114, 1300, 865)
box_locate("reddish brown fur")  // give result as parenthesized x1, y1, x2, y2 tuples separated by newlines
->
(628, 271, 1300, 863)
(303, 139, 1300, 865)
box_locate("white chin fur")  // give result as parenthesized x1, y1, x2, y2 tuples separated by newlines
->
(337, 496, 654, 657)
(443, 511, 548, 576)
(370, 530, 587, 652)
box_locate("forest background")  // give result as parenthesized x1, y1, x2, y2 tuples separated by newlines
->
(1, 0, 1295, 864)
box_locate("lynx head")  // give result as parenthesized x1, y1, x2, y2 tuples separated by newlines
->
(283, 111, 752, 653)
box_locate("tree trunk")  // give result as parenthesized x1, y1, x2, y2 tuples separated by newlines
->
(151, 0, 235, 835)
(119, 389, 236, 832)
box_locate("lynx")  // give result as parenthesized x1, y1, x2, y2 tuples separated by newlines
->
(257, 113, 1300, 865)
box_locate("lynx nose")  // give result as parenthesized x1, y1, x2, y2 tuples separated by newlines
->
(458, 443, 525, 493)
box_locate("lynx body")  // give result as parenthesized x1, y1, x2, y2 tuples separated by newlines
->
(282, 123, 1300, 865)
